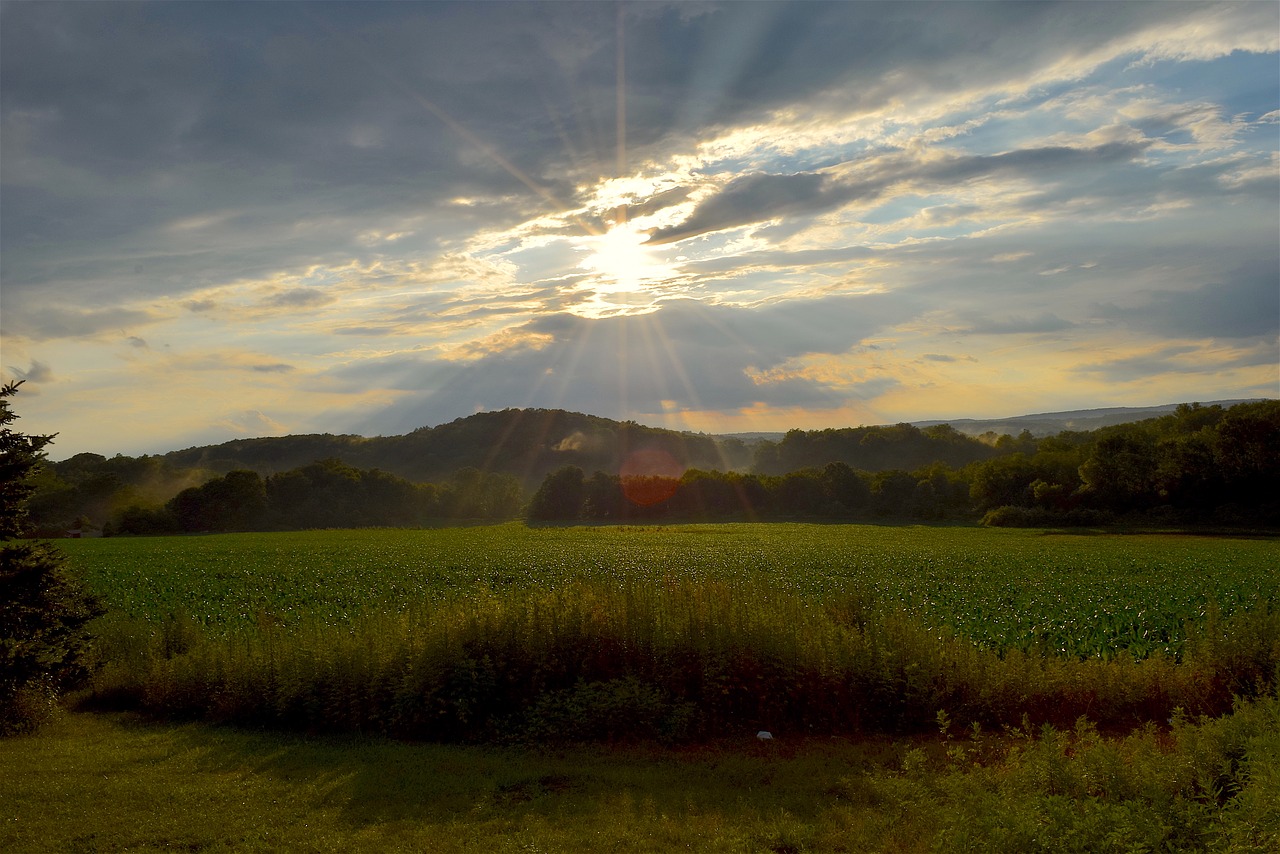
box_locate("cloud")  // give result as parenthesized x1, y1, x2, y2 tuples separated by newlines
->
(646, 171, 832, 244)
(7, 360, 54, 384)
(1092, 262, 1280, 340)
(260, 288, 338, 310)
(921, 354, 976, 364)
(2, 1, 1276, 455)
(212, 409, 290, 437)
(647, 142, 1151, 244)
(330, 291, 919, 433)
(1076, 340, 1279, 383)
(961, 314, 1076, 335)
(2, 305, 164, 341)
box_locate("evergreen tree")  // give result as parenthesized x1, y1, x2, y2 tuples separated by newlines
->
(0, 382, 104, 733)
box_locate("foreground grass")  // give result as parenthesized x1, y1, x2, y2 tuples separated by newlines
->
(4, 699, 1278, 853)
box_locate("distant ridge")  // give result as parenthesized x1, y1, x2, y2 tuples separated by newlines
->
(911, 399, 1267, 438)
(88, 399, 1271, 480)
(155, 408, 757, 488)
(35, 399, 1277, 534)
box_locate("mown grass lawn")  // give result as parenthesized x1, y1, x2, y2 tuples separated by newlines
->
(5, 699, 1278, 853)
(5, 710, 940, 853)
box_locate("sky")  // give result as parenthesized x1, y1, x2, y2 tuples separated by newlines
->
(2, 1, 1277, 460)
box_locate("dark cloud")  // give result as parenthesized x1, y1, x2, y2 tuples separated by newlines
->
(2, 306, 161, 341)
(7, 360, 54, 384)
(1092, 262, 1280, 340)
(0, 1, 1225, 304)
(961, 314, 1076, 335)
(648, 142, 1151, 244)
(332, 325, 401, 337)
(647, 172, 835, 244)
(261, 289, 338, 310)
(1077, 343, 1278, 384)
(330, 292, 918, 433)
(626, 185, 695, 219)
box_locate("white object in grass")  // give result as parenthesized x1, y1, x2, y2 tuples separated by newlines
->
(757, 730, 773, 740)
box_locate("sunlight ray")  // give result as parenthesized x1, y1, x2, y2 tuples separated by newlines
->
(615, 2, 628, 228)
(306, 6, 604, 238)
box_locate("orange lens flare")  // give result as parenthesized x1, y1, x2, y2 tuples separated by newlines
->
(619, 448, 683, 506)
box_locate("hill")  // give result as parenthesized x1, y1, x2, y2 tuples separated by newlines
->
(156, 409, 756, 489)
(910, 399, 1264, 438)
(28, 399, 1277, 534)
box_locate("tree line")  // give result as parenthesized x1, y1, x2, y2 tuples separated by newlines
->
(113, 461, 521, 535)
(23, 399, 1280, 535)
(528, 401, 1279, 527)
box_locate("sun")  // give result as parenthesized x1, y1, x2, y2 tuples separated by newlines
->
(577, 221, 675, 296)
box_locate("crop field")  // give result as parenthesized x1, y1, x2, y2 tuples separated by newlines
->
(61, 523, 1278, 660)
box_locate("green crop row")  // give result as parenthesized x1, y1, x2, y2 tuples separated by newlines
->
(61, 524, 1277, 660)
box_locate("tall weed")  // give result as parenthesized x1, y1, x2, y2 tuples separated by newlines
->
(89, 580, 1280, 743)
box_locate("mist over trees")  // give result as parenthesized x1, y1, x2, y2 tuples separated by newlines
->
(22, 400, 1280, 535)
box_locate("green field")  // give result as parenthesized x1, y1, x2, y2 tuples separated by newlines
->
(6, 523, 1278, 852)
(61, 523, 1279, 659)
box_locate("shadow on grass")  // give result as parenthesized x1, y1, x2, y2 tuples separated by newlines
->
(146, 713, 903, 829)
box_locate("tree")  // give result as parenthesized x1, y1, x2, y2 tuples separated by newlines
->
(1078, 425, 1159, 512)
(1, 382, 104, 733)
(527, 466, 585, 521)
(169, 469, 267, 532)
(821, 461, 871, 513)
(582, 471, 624, 520)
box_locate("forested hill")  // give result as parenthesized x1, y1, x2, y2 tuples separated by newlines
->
(27, 400, 1278, 534)
(910, 399, 1264, 438)
(155, 409, 755, 486)
(154, 408, 1011, 486)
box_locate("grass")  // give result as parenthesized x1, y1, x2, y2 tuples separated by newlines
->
(4, 697, 1277, 853)
(0, 710, 929, 853)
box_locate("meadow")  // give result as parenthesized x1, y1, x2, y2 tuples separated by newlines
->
(6, 523, 1279, 852)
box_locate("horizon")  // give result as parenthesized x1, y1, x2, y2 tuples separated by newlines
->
(34, 396, 1272, 463)
(3, 2, 1277, 460)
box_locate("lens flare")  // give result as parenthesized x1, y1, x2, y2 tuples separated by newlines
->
(620, 448, 683, 506)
